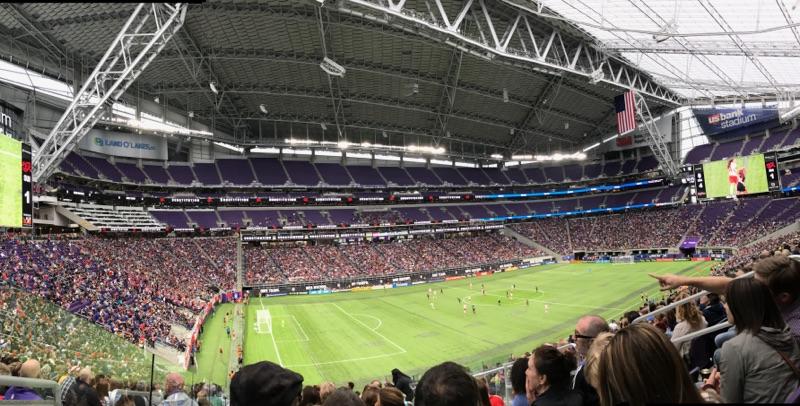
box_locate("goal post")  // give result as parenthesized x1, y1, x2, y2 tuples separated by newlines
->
(257, 308, 273, 335)
(611, 255, 635, 264)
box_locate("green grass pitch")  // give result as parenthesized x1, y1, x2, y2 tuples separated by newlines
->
(191, 261, 713, 387)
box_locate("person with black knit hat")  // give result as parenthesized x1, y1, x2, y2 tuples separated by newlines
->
(230, 361, 303, 406)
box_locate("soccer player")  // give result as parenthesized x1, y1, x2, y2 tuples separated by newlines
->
(430, 302, 435, 310)
(463, 304, 467, 315)
(440, 288, 443, 294)
(497, 299, 501, 306)
(472, 304, 476, 314)
(535, 286, 539, 293)
(457, 297, 461, 304)
(481, 288, 486, 295)
(544, 304, 550, 313)
(526, 299, 529, 307)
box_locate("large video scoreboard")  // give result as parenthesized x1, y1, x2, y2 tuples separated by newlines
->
(0, 135, 32, 228)
(692, 153, 780, 199)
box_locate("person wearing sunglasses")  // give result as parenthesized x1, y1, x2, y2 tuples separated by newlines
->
(571, 315, 609, 406)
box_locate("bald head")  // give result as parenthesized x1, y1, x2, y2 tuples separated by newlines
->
(165, 372, 185, 395)
(19, 359, 40, 379)
(78, 367, 94, 383)
(575, 315, 610, 358)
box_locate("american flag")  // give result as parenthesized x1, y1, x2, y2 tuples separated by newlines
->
(614, 90, 636, 134)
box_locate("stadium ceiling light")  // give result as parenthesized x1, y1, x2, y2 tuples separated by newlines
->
(603, 134, 619, 143)
(209, 81, 219, 94)
(512, 154, 533, 160)
(490, 154, 504, 160)
(213, 141, 244, 153)
(320, 122, 327, 131)
(250, 147, 280, 154)
(337, 141, 351, 149)
(503, 88, 509, 103)
(320, 57, 346, 77)
(259, 104, 268, 114)
(582, 142, 601, 152)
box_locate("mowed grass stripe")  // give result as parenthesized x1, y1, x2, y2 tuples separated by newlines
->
(194, 262, 712, 386)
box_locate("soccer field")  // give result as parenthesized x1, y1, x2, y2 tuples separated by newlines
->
(192, 261, 712, 387)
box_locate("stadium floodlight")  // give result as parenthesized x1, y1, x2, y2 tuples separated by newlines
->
(320, 122, 328, 131)
(209, 81, 219, 94)
(320, 57, 346, 77)
(250, 147, 280, 154)
(503, 88, 509, 103)
(490, 154, 504, 160)
(213, 141, 244, 153)
(582, 142, 601, 152)
(154, 96, 160, 104)
(603, 134, 619, 143)
(259, 104, 268, 114)
(187, 111, 194, 118)
(337, 141, 350, 149)
(512, 154, 533, 160)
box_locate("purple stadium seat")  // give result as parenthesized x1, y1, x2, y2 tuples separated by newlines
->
(301, 210, 330, 225)
(543, 166, 565, 183)
(83, 156, 123, 182)
(143, 164, 170, 184)
(583, 163, 602, 179)
(65, 153, 99, 178)
(526, 200, 553, 214)
(217, 159, 256, 185)
(504, 167, 529, 184)
(578, 195, 606, 210)
(396, 207, 430, 222)
(187, 211, 219, 228)
(458, 168, 492, 185)
(601, 161, 621, 178)
(433, 167, 468, 185)
(635, 156, 659, 172)
(283, 160, 321, 186)
(194, 163, 221, 185)
(619, 159, 637, 175)
(378, 167, 414, 186)
(328, 209, 357, 225)
(482, 168, 511, 185)
(167, 165, 195, 185)
(503, 203, 529, 216)
(523, 167, 546, 184)
(347, 166, 386, 186)
(250, 158, 289, 185)
(683, 144, 715, 164)
(555, 198, 578, 212)
(116, 162, 147, 183)
(710, 140, 743, 161)
(406, 167, 443, 186)
(246, 210, 282, 227)
(427, 207, 456, 221)
(739, 136, 764, 156)
(563, 164, 583, 181)
(780, 129, 800, 149)
(218, 210, 246, 228)
(150, 211, 190, 228)
(316, 163, 352, 186)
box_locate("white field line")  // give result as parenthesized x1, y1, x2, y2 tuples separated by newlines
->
(258, 300, 284, 367)
(350, 313, 383, 331)
(332, 303, 406, 354)
(448, 286, 628, 312)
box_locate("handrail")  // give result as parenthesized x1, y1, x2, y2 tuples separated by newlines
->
(0, 375, 61, 405)
(672, 321, 732, 345)
(632, 271, 754, 325)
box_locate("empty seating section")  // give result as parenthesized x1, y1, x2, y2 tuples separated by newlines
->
(601, 161, 621, 177)
(683, 143, 715, 164)
(143, 164, 170, 184)
(527, 200, 553, 214)
(555, 198, 578, 212)
(459, 205, 491, 219)
(328, 209, 357, 224)
(631, 188, 661, 204)
(783, 171, 800, 187)
(781, 129, 800, 148)
(427, 207, 455, 221)
(504, 168, 529, 184)
(187, 211, 219, 228)
(246, 210, 281, 227)
(524, 167, 546, 183)
(251, 158, 289, 185)
(65, 153, 99, 178)
(347, 166, 385, 186)
(759, 130, 786, 152)
(406, 166, 442, 185)
(433, 167, 468, 185)
(64, 204, 162, 229)
(395, 207, 430, 222)
(83, 156, 123, 182)
(378, 167, 414, 186)
(543, 166, 564, 182)
(217, 159, 255, 185)
(116, 162, 147, 183)
(316, 163, 352, 186)
(459, 168, 492, 185)
(283, 160, 320, 186)
(503, 202, 529, 216)
(563, 164, 583, 181)
(444, 206, 465, 220)
(583, 164, 602, 179)
(709, 140, 743, 161)
(604, 191, 637, 207)
(218, 210, 245, 228)
(150, 210, 190, 228)
(578, 195, 605, 209)
(193, 163, 221, 185)
(740, 136, 764, 156)
(302, 210, 330, 225)
(619, 159, 637, 175)
(167, 165, 195, 185)
(482, 168, 510, 184)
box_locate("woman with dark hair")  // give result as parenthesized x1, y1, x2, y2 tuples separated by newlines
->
(300, 385, 321, 406)
(322, 388, 366, 406)
(526, 345, 582, 406)
(510, 357, 529, 406)
(713, 278, 800, 403)
(361, 386, 379, 406)
(596, 323, 703, 406)
(376, 387, 405, 406)
(391, 368, 414, 402)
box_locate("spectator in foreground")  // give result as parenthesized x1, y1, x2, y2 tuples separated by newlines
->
(319, 381, 336, 403)
(670, 292, 708, 359)
(230, 361, 303, 406)
(391, 368, 414, 402)
(361, 386, 379, 406)
(162, 372, 199, 406)
(475, 377, 502, 406)
(378, 387, 406, 406)
(581, 332, 614, 392)
(71, 367, 102, 406)
(3, 359, 42, 401)
(414, 362, 479, 406)
(711, 278, 800, 403)
(323, 387, 366, 406)
(526, 345, 581, 406)
(300, 385, 321, 406)
(595, 323, 702, 406)
(509, 357, 529, 406)
(571, 315, 609, 406)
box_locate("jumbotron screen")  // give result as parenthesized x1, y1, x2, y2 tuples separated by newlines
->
(701, 153, 769, 199)
(0, 134, 31, 228)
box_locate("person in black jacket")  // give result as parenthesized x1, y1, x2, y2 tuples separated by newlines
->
(391, 368, 414, 402)
(526, 345, 582, 406)
(701, 293, 726, 326)
(67, 368, 102, 406)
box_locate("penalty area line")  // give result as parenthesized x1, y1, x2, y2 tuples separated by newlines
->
(332, 303, 406, 354)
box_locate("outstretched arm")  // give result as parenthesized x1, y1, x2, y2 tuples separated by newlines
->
(648, 273, 732, 295)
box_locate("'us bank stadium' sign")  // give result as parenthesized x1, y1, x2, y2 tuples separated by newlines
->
(0, 100, 23, 139)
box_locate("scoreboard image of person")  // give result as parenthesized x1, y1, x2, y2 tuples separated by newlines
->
(0, 134, 32, 228)
(694, 153, 772, 199)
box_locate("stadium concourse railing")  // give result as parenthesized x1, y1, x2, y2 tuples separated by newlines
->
(0, 375, 61, 405)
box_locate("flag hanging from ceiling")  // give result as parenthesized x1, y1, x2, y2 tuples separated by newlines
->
(615, 90, 636, 134)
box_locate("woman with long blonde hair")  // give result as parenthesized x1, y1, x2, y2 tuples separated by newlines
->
(671, 293, 707, 359)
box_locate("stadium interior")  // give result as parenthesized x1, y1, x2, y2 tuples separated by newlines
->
(1, 1, 800, 405)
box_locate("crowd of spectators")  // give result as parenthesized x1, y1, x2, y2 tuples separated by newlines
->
(244, 233, 544, 284)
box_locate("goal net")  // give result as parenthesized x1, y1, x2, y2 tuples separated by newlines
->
(256, 309, 273, 334)
(611, 255, 635, 264)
